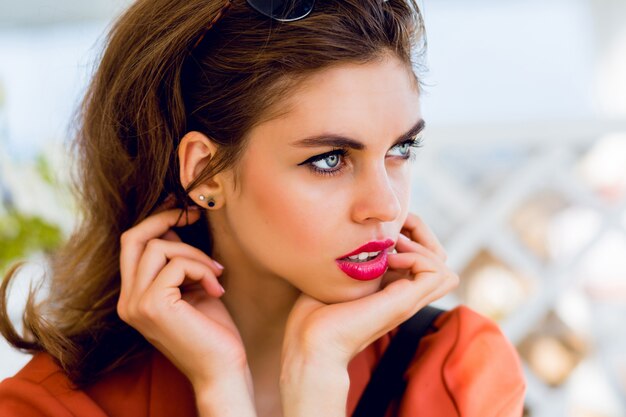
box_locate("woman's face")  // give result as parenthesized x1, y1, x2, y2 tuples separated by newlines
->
(215, 56, 423, 304)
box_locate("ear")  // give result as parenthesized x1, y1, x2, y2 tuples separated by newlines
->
(178, 131, 225, 208)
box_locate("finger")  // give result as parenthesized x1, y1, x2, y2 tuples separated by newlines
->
(299, 253, 442, 359)
(401, 213, 447, 262)
(144, 257, 224, 306)
(347, 253, 458, 350)
(395, 234, 441, 260)
(326, 269, 451, 359)
(381, 245, 444, 289)
(132, 258, 224, 342)
(386, 251, 439, 275)
(162, 230, 182, 242)
(131, 239, 223, 299)
(152, 193, 177, 215)
(120, 208, 201, 296)
(380, 268, 411, 289)
(386, 252, 459, 306)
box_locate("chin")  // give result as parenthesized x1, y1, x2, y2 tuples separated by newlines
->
(314, 278, 382, 304)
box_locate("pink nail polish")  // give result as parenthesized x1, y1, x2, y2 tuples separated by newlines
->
(213, 260, 224, 270)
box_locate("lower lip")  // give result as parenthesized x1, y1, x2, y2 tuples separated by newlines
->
(335, 250, 389, 281)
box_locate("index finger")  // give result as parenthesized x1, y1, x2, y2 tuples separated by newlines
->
(401, 213, 447, 262)
(119, 208, 202, 283)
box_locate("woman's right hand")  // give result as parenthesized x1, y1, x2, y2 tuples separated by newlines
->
(116, 200, 251, 399)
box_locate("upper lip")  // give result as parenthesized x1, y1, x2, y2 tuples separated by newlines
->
(337, 238, 395, 259)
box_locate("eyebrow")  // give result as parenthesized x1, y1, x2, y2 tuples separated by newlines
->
(290, 118, 426, 150)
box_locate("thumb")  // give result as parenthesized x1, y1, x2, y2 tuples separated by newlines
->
(329, 278, 428, 356)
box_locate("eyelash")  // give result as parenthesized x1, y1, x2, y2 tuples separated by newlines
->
(305, 136, 425, 177)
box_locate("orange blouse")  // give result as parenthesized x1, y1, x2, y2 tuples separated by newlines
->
(0, 305, 526, 416)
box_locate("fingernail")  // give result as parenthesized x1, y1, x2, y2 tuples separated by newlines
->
(399, 233, 410, 240)
(219, 284, 226, 295)
(213, 260, 224, 270)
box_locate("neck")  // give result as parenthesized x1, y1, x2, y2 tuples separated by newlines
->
(220, 266, 300, 355)
(208, 219, 301, 362)
(209, 213, 301, 416)
(201, 212, 302, 415)
(214, 249, 300, 413)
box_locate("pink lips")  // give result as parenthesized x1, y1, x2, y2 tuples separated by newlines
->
(335, 239, 395, 281)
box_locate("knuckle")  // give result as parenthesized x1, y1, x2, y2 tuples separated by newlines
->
(168, 256, 187, 270)
(116, 302, 128, 322)
(119, 230, 133, 246)
(411, 212, 423, 225)
(384, 278, 412, 299)
(136, 298, 157, 320)
(145, 238, 164, 252)
(300, 326, 326, 352)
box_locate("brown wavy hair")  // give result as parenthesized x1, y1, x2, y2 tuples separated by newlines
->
(0, 0, 426, 389)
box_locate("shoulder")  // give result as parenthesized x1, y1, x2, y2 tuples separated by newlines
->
(0, 352, 106, 417)
(0, 348, 197, 417)
(0, 350, 154, 417)
(399, 305, 526, 417)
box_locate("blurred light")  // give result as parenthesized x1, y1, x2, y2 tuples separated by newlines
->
(518, 310, 587, 387)
(576, 134, 626, 205)
(529, 336, 578, 386)
(548, 205, 602, 263)
(510, 189, 570, 263)
(510, 189, 602, 265)
(578, 230, 626, 297)
(555, 288, 592, 340)
(459, 249, 535, 321)
(568, 358, 625, 417)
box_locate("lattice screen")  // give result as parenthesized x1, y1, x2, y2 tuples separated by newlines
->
(414, 121, 626, 417)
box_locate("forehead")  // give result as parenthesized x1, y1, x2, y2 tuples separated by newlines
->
(251, 57, 422, 144)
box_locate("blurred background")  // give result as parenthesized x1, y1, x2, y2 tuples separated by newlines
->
(1, 0, 625, 416)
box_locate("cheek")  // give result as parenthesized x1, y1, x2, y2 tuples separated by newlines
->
(247, 170, 343, 254)
(395, 163, 412, 197)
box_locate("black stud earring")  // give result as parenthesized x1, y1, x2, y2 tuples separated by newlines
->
(199, 194, 216, 208)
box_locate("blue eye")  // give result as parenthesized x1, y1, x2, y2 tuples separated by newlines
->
(300, 137, 424, 177)
(311, 153, 341, 171)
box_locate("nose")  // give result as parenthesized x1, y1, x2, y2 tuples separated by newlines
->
(350, 163, 402, 224)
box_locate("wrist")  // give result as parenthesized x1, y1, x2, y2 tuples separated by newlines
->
(194, 373, 256, 417)
(280, 357, 350, 417)
(190, 352, 253, 392)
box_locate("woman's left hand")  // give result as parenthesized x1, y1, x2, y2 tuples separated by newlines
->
(279, 213, 459, 417)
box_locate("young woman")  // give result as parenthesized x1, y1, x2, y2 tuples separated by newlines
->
(0, 0, 526, 416)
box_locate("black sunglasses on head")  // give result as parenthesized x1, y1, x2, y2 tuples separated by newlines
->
(246, 0, 316, 21)
(192, 0, 388, 51)
(190, 0, 314, 50)
(246, 0, 390, 22)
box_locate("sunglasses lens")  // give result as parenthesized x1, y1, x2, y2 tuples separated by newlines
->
(247, 0, 315, 21)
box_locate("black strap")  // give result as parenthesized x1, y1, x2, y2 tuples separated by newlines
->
(351, 305, 446, 417)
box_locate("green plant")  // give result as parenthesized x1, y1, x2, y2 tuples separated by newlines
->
(0, 151, 69, 275)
